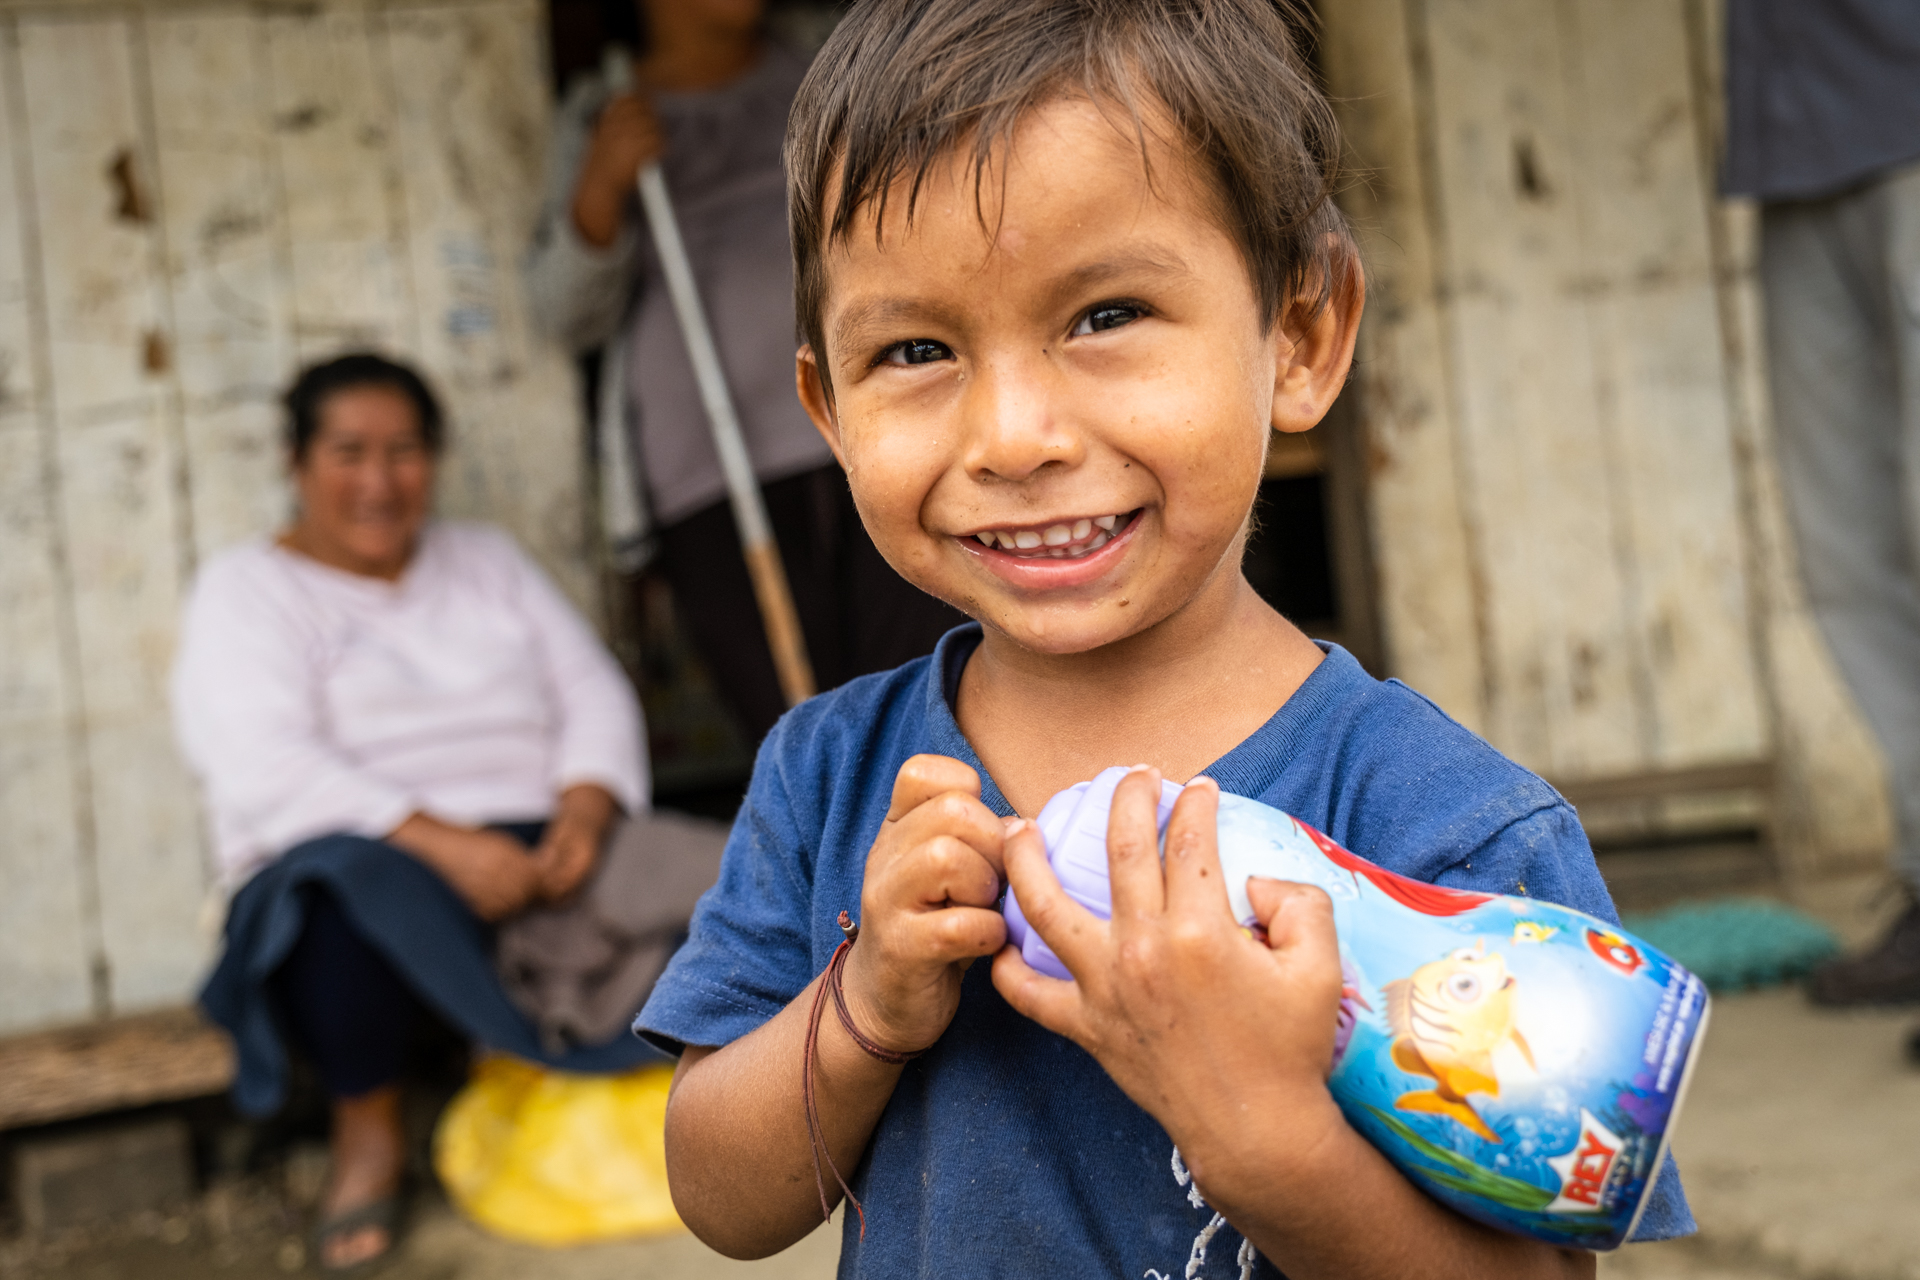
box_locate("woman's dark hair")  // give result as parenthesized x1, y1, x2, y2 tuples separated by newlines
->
(285, 353, 445, 462)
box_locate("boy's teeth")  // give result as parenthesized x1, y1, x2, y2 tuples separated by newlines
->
(971, 513, 1128, 558)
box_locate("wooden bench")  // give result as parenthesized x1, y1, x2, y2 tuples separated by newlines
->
(0, 1008, 235, 1130)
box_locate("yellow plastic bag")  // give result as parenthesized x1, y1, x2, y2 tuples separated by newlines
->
(433, 1055, 684, 1245)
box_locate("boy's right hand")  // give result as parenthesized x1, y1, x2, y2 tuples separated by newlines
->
(842, 754, 1009, 1055)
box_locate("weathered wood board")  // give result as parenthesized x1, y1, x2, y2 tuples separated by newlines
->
(266, 6, 419, 363)
(0, 22, 98, 1031)
(382, 2, 594, 607)
(0, 1007, 233, 1129)
(1557, 0, 1766, 771)
(1322, 0, 1891, 867)
(1420, 0, 1766, 780)
(17, 11, 208, 1017)
(148, 9, 297, 564)
(1317, 0, 1486, 729)
(0, 0, 587, 1036)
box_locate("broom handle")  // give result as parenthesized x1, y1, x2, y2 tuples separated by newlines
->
(606, 52, 816, 706)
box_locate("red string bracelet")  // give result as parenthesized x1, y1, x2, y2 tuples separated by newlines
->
(803, 910, 926, 1239)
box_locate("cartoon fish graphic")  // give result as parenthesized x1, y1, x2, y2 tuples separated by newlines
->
(1383, 943, 1534, 1143)
(1512, 921, 1559, 945)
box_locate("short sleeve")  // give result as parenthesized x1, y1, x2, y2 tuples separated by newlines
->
(1434, 804, 1697, 1242)
(633, 724, 821, 1054)
(1430, 803, 1621, 923)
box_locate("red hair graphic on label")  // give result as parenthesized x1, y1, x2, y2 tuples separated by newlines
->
(1297, 821, 1494, 918)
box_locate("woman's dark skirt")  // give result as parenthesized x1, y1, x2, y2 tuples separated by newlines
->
(199, 831, 663, 1117)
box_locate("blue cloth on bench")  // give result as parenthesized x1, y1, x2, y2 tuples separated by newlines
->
(200, 830, 662, 1117)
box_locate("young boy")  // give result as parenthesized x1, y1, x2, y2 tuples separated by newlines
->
(636, 2, 1694, 1276)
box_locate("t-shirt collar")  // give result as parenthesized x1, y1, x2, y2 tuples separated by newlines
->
(921, 621, 1366, 815)
(921, 624, 1015, 816)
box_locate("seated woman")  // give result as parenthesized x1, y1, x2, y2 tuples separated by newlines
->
(177, 354, 660, 1271)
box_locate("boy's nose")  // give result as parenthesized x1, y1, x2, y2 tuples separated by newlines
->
(959, 354, 1085, 482)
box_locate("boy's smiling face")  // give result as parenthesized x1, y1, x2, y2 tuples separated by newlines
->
(799, 95, 1357, 656)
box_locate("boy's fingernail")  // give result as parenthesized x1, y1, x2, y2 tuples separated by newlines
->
(1005, 817, 1031, 837)
(1186, 775, 1219, 792)
(1128, 763, 1154, 774)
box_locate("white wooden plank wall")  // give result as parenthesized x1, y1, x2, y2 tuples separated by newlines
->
(1556, 0, 1765, 770)
(17, 11, 206, 1020)
(1423, 0, 1653, 779)
(267, 6, 419, 363)
(0, 0, 586, 1035)
(148, 10, 296, 564)
(1323, 0, 1890, 866)
(0, 22, 99, 1028)
(382, 3, 594, 607)
(1327, 0, 1767, 780)
(1317, 0, 1488, 729)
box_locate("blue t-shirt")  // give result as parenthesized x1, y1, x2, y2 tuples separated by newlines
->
(637, 627, 1694, 1277)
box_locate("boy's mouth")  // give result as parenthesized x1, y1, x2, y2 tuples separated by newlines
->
(963, 510, 1139, 560)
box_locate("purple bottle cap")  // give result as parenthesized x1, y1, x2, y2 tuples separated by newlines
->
(1003, 767, 1186, 980)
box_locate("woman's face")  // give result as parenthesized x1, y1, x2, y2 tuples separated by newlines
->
(290, 385, 435, 580)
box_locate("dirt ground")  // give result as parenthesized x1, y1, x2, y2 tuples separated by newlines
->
(5, 911, 1915, 1279)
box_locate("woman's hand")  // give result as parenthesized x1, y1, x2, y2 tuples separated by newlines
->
(841, 754, 1010, 1055)
(388, 815, 543, 922)
(534, 783, 617, 902)
(571, 92, 666, 249)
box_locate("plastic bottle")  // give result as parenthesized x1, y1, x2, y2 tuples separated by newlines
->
(1002, 768, 1708, 1250)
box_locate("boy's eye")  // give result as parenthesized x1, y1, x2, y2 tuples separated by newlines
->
(1071, 302, 1146, 337)
(879, 338, 954, 367)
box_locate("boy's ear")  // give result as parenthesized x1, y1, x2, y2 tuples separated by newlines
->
(796, 345, 849, 467)
(1270, 251, 1365, 436)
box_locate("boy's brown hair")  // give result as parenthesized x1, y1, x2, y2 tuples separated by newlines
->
(785, 0, 1354, 379)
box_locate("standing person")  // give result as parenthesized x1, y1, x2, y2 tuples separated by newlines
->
(525, 0, 962, 746)
(1724, 3, 1920, 1006)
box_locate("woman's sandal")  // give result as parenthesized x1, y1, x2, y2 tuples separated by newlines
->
(312, 1194, 404, 1274)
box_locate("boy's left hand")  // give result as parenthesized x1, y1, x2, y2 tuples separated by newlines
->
(992, 767, 1348, 1185)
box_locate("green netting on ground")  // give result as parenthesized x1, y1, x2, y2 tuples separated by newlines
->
(1620, 898, 1839, 992)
